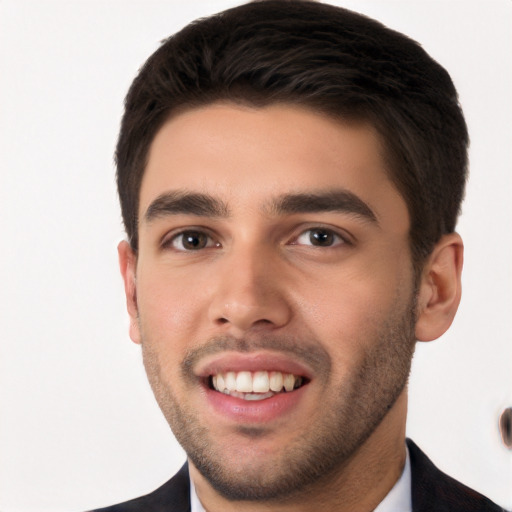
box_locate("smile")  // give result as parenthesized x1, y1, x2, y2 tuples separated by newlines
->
(210, 371, 306, 401)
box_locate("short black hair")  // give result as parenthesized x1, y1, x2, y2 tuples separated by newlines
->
(116, 0, 468, 269)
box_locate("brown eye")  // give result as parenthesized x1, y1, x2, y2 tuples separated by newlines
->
(295, 228, 344, 247)
(171, 231, 211, 251)
(309, 229, 335, 246)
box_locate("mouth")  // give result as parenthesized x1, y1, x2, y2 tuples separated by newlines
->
(209, 370, 307, 401)
(192, 351, 316, 423)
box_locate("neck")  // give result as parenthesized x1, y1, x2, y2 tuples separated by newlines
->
(190, 390, 408, 512)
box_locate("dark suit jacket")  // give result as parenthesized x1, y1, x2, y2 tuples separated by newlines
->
(89, 439, 506, 511)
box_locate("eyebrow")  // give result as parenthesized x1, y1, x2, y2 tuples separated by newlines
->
(143, 189, 378, 225)
(144, 190, 229, 222)
(268, 190, 378, 224)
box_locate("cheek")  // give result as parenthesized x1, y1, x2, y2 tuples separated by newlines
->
(136, 268, 207, 346)
(297, 269, 398, 326)
(295, 254, 413, 358)
(299, 282, 384, 350)
(136, 274, 207, 388)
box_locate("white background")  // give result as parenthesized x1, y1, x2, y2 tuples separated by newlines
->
(0, 1, 511, 510)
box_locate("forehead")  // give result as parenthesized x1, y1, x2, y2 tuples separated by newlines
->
(140, 102, 408, 229)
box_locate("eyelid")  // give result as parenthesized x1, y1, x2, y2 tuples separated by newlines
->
(159, 223, 353, 250)
(160, 226, 220, 251)
(289, 225, 354, 247)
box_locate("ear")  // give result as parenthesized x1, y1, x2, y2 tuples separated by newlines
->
(415, 233, 464, 342)
(118, 240, 142, 344)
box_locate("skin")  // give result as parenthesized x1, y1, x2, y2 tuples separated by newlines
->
(119, 103, 463, 512)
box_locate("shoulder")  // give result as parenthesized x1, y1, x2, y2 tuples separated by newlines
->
(86, 463, 191, 512)
(407, 439, 506, 512)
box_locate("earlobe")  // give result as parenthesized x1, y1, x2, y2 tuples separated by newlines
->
(415, 233, 464, 342)
(118, 240, 142, 344)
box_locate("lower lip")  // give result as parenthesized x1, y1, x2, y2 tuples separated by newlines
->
(204, 385, 308, 424)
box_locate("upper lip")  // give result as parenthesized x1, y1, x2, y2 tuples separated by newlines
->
(195, 351, 314, 380)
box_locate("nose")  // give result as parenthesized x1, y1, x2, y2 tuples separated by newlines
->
(207, 246, 293, 333)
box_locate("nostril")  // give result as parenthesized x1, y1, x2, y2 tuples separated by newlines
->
(209, 297, 292, 331)
(214, 314, 276, 329)
(254, 319, 273, 326)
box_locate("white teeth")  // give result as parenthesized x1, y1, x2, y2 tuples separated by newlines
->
(244, 392, 274, 401)
(225, 371, 237, 391)
(236, 371, 253, 392)
(253, 371, 270, 393)
(211, 370, 304, 398)
(283, 373, 295, 392)
(216, 373, 225, 391)
(269, 371, 283, 392)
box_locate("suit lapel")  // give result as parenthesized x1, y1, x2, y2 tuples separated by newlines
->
(154, 463, 191, 512)
(408, 438, 503, 512)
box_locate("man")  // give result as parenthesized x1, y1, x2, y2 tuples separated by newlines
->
(91, 1, 505, 511)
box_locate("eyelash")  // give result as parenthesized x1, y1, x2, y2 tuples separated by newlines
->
(162, 225, 352, 253)
(162, 229, 219, 252)
(291, 227, 350, 248)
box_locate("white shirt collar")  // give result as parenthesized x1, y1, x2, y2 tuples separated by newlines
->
(190, 476, 205, 512)
(373, 444, 412, 512)
(190, 446, 412, 512)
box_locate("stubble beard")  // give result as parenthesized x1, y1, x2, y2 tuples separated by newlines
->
(140, 294, 417, 503)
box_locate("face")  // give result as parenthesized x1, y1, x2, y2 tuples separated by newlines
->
(121, 103, 418, 502)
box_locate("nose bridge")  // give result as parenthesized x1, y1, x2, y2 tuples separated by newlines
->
(208, 241, 291, 331)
